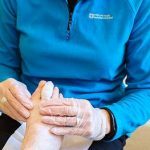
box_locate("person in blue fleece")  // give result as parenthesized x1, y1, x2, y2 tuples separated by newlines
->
(0, 0, 150, 149)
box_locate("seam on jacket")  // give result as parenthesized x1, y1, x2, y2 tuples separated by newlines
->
(124, 0, 136, 15)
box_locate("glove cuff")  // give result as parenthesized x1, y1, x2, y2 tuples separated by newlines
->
(91, 108, 109, 141)
(102, 108, 117, 141)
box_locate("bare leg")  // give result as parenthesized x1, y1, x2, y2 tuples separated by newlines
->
(21, 81, 63, 150)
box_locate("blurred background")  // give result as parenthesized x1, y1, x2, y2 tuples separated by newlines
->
(125, 122, 150, 150)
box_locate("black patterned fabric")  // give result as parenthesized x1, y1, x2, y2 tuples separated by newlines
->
(0, 114, 20, 149)
(67, 0, 78, 12)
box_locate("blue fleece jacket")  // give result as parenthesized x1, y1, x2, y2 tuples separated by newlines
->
(0, 0, 150, 140)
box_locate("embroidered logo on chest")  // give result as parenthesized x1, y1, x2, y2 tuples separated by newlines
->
(89, 13, 113, 20)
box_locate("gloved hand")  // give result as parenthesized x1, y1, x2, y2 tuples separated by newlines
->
(40, 98, 111, 141)
(0, 78, 33, 122)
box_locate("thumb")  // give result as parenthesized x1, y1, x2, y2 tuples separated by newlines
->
(32, 80, 46, 99)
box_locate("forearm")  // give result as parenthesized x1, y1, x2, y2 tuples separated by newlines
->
(104, 89, 150, 140)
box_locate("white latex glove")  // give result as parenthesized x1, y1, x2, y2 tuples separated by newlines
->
(40, 98, 111, 141)
(0, 78, 32, 122)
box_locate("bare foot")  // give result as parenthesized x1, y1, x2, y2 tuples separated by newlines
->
(21, 81, 63, 150)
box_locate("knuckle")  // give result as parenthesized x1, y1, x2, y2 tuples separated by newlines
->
(7, 78, 16, 85)
(7, 78, 14, 82)
(12, 92, 19, 98)
(82, 100, 90, 106)
(18, 82, 27, 88)
(10, 85, 19, 94)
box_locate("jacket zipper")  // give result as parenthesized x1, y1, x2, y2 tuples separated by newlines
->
(66, 0, 78, 40)
(66, 11, 73, 40)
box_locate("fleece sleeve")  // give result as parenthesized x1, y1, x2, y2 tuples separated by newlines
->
(0, 0, 21, 82)
(104, 0, 150, 140)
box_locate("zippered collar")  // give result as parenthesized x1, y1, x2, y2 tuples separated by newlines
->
(66, 0, 79, 40)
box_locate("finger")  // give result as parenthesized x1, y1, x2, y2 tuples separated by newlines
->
(41, 81, 54, 101)
(9, 79, 31, 98)
(9, 84, 33, 109)
(32, 80, 46, 99)
(42, 116, 77, 127)
(17, 81, 31, 97)
(0, 102, 17, 121)
(5, 101, 26, 122)
(6, 90, 30, 119)
(59, 93, 64, 99)
(52, 87, 59, 99)
(40, 98, 76, 107)
(0, 100, 26, 122)
(50, 127, 84, 136)
(40, 105, 78, 117)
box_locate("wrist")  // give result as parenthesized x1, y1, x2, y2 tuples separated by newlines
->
(101, 109, 111, 134)
(91, 108, 111, 141)
(101, 108, 117, 140)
